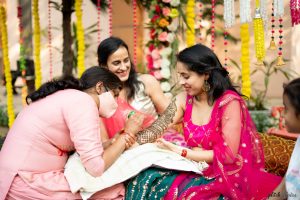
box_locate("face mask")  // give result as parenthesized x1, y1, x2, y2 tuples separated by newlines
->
(98, 91, 118, 118)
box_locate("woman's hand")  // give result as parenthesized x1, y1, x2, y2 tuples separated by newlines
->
(124, 112, 144, 136)
(156, 138, 178, 152)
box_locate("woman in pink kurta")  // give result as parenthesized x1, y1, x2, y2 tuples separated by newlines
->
(0, 66, 142, 200)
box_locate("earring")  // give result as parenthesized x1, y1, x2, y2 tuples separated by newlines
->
(203, 80, 211, 92)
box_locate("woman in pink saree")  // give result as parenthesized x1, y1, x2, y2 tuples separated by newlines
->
(127, 44, 282, 199)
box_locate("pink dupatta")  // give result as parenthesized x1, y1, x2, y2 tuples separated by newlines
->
(165, 90, 281, 200)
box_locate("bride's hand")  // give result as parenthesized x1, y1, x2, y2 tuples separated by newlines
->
(156, 138, 175, 151)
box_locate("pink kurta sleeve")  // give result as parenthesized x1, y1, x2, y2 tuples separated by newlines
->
(63, 93, 105, 177)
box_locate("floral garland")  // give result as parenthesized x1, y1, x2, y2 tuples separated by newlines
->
(0, 6, 15, 127)
(290, 0, 300, 26)
(17, 4, 28, 106)
(97, 0, 101, 43)
(145, 0, 181, 93)
(133, 0, 138, 66)
(253, 7, 265, 65)
(75, 0, 85, 77)
(48, 0, 53, 80)
(186, 0, 195, 47)
(240, 23, 251, 98)
(33, 0, 42, 89)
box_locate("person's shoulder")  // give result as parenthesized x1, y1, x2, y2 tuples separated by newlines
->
(60, 89, 92, 102)
(218, 90, 242, 108)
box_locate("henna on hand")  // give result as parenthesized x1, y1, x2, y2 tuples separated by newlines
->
(137, 98, 177, 144)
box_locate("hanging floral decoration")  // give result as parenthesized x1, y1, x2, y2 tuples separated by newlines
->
(223, 31, 229, 69)
(269, 3, 277, 50)
(75, 0, 85, 77)
(0, 5, 15, 127)
(276, 16, 285, 66)
(290, 0, 300, 26)
(17, 4, 28, 106)
(224, 0, 235, 28)
(186, 0, 195, 47)
(273, 0, 285, 66)
(143, 0, 182, 92)
(33, 0, 42, 89)
(260, 0, 268, 30)
(210, 0, 216, 50)
(240, 0, 252, 24)
(48, 0, 53, 80)
(240, 24, 251, 98)
(108, 0, 113, 36)
(97, 0, 101, 43)
(253, 7, 265, 65)
(196, 1, 203, 42)
(133, 0, 138, 66)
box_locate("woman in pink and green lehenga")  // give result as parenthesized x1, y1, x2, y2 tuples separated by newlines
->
(97, 37, 186, 147)
(127, 44, 282, 200)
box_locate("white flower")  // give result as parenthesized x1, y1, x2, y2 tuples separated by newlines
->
(161, 67, 171, 79)
(160, 47, 172, 57)
(160, 58, 171, 68)
(167, 18, 179, 32)
(153, 59, 162, 69)
(160, 81, 171, 92)
(166, 32, 175, 43)
(170, 0, 180, 6)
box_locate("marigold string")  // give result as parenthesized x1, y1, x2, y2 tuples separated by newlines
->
(0, 5, 15, 127)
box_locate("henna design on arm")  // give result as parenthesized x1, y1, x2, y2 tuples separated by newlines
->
(136, 98, 177, 144)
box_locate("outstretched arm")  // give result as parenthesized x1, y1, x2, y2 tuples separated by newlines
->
(136, 93, 186, 144)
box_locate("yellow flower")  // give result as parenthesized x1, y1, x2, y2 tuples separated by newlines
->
(33, 0, 42, 89)
(0, 6, 15, 127)
(75, 0, 85, 77)
(169, 8, 179, 18)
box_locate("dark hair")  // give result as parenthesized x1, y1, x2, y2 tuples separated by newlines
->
(26, 66, 122, 104)
(97, 36, 140, 100)
(283, 77, 300, 116)
(177, 44, 241, 104)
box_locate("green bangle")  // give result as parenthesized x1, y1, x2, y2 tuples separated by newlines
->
(127, 110, 135, 118)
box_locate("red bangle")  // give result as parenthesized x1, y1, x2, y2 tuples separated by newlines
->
(181, 149, 187, 157)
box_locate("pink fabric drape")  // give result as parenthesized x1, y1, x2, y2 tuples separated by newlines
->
(165, 90, 281, 200)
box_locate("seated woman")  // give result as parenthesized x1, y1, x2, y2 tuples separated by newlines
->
(97, 37, 185, 147)
(0, 66, 143, 200)
(127, 44, 282, 199)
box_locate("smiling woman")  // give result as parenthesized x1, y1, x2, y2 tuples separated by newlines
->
(125, 44, 282, 200)
(97, 36, 186, 146)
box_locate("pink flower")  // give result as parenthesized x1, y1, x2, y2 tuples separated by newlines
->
(146, 55, 154, 70)
(153, 70, 163, 80)
(151, 15, 160, 23)
(148, 44, 155, 52)
(158, 32, 168, 42)
(151, 49, 161, 60)
(162, 0, 172, 3)
(155, 5, 161, 13)
(162, 7, 171, 16)
(150, 29, 156, 39)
